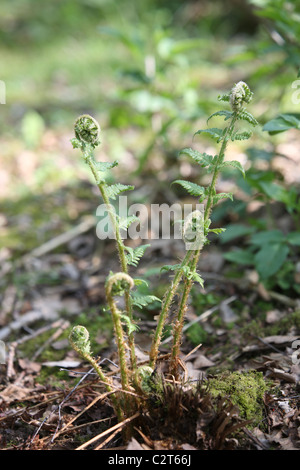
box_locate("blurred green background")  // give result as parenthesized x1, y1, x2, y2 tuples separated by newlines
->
(0, 0, 299, 293)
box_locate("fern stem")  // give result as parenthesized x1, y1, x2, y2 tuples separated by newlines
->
(86, 155, 137, 371)
(169, 113, 238, 378)
(105, 273, 135, 415)
(69, 326, 124, 421)
(149, 249, 194, 368)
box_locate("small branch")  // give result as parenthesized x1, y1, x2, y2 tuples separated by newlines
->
(75, 412, 140, 450)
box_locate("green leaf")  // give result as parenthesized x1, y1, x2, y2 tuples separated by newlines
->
(263, 113, 300, 135)
(190, 272, 204, 287)
(179, 148, 215, 168)
(194, 127, 224, 142)
(209, 227, 226, 235)
(130, 292, 161, 309)
(125, 244, 150, 267)
(287, 232, 300, 246)
(120, 314, 139, 335)
(231, 130, 252, 141)
(219, 223, 255, 243)
(218, 93, 230, 103)
(133, 278, 149, 287)
(254, 243, 289, 279)
(160, 263, 181, 274)
(219, 160, 245, 177)
(106, 183, 134, 200)
(257, 181, 287, 202)
(237, 110, 258, 126)
(212, 192, 233, 204)
(172, 180, 206, 197)
(207, 110, 233, 122)
(118, 215, 140, 230)
(95, 161, 118, 172)
(223, 249, 254, 265)
(249, 230, 285, 245)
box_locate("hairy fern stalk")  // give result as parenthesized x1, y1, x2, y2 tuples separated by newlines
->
(69, 82, 257, 420)
(149, 82, 258, 373)
(168, 81, 258, 377)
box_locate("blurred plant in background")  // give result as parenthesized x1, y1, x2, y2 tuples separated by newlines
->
(0, 0, 300, 299)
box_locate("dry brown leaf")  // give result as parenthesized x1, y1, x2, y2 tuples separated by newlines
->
(0, 384, 36, 403)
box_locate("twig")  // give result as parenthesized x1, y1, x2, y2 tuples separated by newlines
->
(30, 320, 70, 361)
(183, 342, 202, 360)
(5, 319, 68, 379)
(94, 427, 122, 450)
(75, 412, 140, 450)
(51, 391, 115, 442)
(29, 364, 97, 447)
(0, 310, 59, 341)
(22, 216, 96, 261)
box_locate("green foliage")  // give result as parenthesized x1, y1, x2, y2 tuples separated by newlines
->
(69, 81, 259, 423)
(160, 264, 205, 288)
(105, 183, 134, 200)
(223, 226, 300, 282)
(125, 244, 150, 267)
(131, 292, 161, 309)
(172, 180, 206, 197)
(263, 113, 300, 134)
(186, 323, 208, 346)
(220, 110, 300, 291)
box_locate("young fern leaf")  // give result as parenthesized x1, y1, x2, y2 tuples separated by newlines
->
(218, 93, 230, 103)
(125, 244, 150, 267)
(237, 110, 258, 127)
(95, 161, 119, 172)
(120, 314, 140, 335)
(231, 130, 252, 141)
(160, 263, 182, 274)
(160, 263, 204, 286)
(133, 278, 149, 287)
(172, 179, 205, 197)
(194, 127, 224, 142)
(219, 160, 245, 177)
(131, 292, 161, 309)
(117, 214, 140, 231)
(207, 110, 233, 122)
(189, 271, 204, 288)
(209, 227, 226, 235)
(179, 148, 215, 171)
(105, 183, 134, 200)
(212, 192, 233, 204)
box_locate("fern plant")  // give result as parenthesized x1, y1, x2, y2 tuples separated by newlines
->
(71, 115, 157, 373)
(150, 81, 258, 374)
(69, 81, 258, 423)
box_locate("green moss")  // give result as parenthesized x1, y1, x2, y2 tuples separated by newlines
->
(208, 370, 267, 426)
(36, 367, 72, 387)
(241, 309, 300, 339)
(186, 323, 208, 345)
